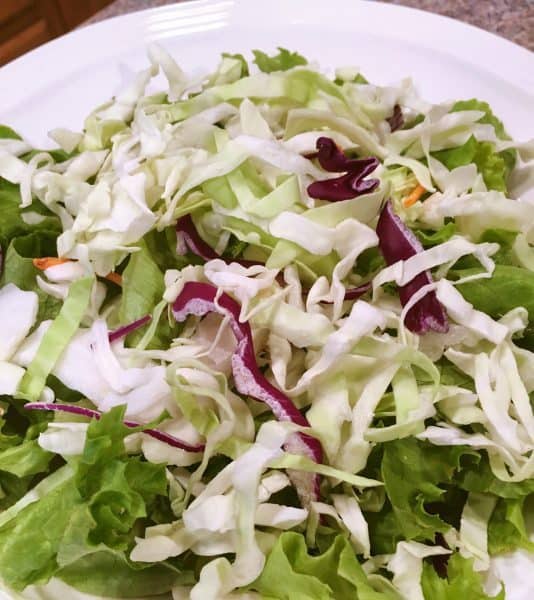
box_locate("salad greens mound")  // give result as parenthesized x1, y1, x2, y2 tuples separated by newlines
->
(0, 45, 533, 600)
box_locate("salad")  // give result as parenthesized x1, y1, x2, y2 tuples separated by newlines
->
(0, 45, 533, 600)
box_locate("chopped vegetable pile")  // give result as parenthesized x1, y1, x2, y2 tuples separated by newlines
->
(0, 45, 533, 600)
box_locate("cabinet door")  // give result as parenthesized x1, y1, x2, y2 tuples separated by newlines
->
(0, 0, 115, 66)
(0, 0, 61, 66)
(55, 0, 115, 30)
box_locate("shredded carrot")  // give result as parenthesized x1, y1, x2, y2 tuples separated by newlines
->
(105, 272, 123, 286)
(402, 183, 426, 208)
(32, 258, 122, 286)
(32, 257, 71, 270)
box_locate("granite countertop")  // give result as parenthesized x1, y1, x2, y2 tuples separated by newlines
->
(88, 0, 533, 50)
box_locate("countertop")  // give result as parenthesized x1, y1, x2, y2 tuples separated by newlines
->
(87, 0, 533, 50)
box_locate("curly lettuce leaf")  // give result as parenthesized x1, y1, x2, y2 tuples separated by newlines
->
(0, 439, 53, 478)
(451, 100, 508, 140)
(0, 408, 171, 592)
(252, 47, 308, 73)
(422, 553, 504, 600)
(432, 137, 509, 192)
(371, 439, 472, 549)
(251, 532, 400, 600)
(487, 496, 534, 556)
(456, 453, 534, 499)
(431, 99, 516, 193)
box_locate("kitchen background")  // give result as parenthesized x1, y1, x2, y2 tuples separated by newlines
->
(1, 0, 533, 67)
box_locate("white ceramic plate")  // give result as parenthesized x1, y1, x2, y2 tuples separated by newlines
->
(0, 0, 533, 148)
(0, 1, 533, 599)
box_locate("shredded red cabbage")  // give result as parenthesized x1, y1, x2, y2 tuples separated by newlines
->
(343, 281, 372, 301)
(386, 104, 404, 132)
(308, 136, 372, 172)
(176, 214, 220, 261)
(108, 315, 152, 343)
(376, 201, 448, 334)
(317, 281, 371, 305)
(172, 281, 322, 502)
(306, 137, 379, 201)
(24, 403, 205, 452)
(176, 215, 261, 269)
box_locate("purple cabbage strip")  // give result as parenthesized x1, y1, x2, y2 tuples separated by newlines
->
(306, 137, 379, 201)
(108, 315, 152, 343)
(318, 281, 371, 305)
(343, 281, 372, 301)
(386, 104, 404, 132)
(308, 136, 372, 172)
(176, 215, 261, 269)
(176, 214, 220, 261)
(24, 403, 205, 452)
(172, 281, 323, 503)
(376, 201, 448, 334)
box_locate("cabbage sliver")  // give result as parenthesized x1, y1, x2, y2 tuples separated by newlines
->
(172, 281, 322, 505)
(0, 44, 533, 600)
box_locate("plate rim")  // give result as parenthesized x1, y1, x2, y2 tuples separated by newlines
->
(0, 0, 533, 101)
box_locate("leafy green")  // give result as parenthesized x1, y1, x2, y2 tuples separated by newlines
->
(416, 223, 457, 248)
(487, 496, 534, 555)
(379, 438, 471, 543)
(456, 263, 534, 349)
(57, 551, 187, 598)
(0, 408, 170, 592)
(431, 99, 515, 192)
(0, 470, 81, 588)
(120, 242, 164, 328)
(479, 229, 517, 265)
(252, 532, 399, 600)
(0, 439, 53, 478)
(252, 47, 308, 73)
(452, 99, 516, 172)
(0, 232, 62, 321)
(143, 227, 188, 273)
(456, 265, 534, 322)
(119, 241, 178, 349)
(222, 52, 249, 77)
(0, 125, 22, 140)
(334, 73, 369, 85)
(422, 552, 504, 600)
(457, 453, 534, 499)
(451, 99, 508, 140)
(0, 179, 61, 255)
(432, 137, 508, 192)
(355, 246, 386, 277)
(0, 417, 54, 511)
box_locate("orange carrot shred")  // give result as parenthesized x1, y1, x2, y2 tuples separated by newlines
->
(105, 272, 123, 286)
(32, 257, 71, 270)
(403, 183, 426, 208)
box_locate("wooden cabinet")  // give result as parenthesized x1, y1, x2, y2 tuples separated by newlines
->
(0, 0, 114, 66)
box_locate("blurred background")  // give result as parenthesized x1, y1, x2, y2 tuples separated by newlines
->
(1, 0, 532, 67)
(0, 0, 114, 65)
